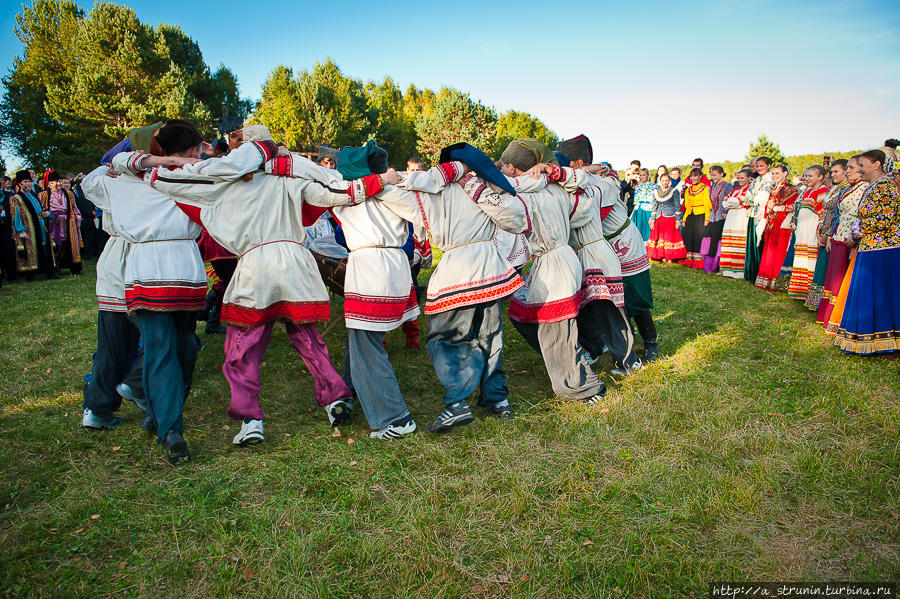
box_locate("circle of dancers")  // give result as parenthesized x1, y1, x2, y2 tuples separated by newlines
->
(22, 119, 895, 466)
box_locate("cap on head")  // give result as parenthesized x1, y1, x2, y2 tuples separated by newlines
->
(556, 134, 593, 165)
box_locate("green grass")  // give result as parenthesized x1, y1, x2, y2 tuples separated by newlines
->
(0, 258, 897, 598)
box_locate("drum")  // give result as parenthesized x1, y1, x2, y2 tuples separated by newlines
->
(309, 235, 349, 296)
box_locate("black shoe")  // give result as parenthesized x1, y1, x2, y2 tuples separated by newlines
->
(140, 413, 157, 434)
(643, 341, 659, 363)
(205, 322, 227, 335)
(163, 430, 190, 465)
(482, 399, 512, 420)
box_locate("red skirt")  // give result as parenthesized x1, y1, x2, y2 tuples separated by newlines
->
(647, 216, 687, 261)
(817, 241, 850, 326)
(755, 214, 792, 291)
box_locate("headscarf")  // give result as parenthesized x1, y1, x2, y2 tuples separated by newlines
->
(554, 151, 570, 168)
(439, 142, 515, 195)
(500, 138, 557, 172)
(337, 140, 388, 179)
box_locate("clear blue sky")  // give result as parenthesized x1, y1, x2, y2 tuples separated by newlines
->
(2, 0, 899, 169)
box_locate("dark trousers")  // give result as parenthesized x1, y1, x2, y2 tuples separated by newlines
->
(82, 311, 141, 416)
(426, 299, 508, 407)
(35, 235, 57, 278)
(511, 317, 603, 401)
(0, 224, 17, 282)
(135, 311, 199, 443)
(577, 299, 639, 368)
(628, 310, 658, 346)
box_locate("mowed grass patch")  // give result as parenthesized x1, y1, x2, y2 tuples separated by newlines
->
(0, 259, 897, 598)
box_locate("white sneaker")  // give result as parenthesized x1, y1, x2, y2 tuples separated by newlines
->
(232, 419, 264, 446)
(369, 416, 417, 440)
(81, 407, 123, 430)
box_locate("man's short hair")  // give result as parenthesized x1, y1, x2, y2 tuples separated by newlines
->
(670, 167, 682, 176)
(407, 157, 424, 168)
(157, 119, 203, 156)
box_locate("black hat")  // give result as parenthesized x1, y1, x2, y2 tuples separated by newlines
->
(14, 169, 32, 186)
(556, 135, 593, 165)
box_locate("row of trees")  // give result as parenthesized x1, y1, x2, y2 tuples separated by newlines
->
(0, 2, 851, 176)
(240, 58, 558, 166)
(0, 1, 558, 173)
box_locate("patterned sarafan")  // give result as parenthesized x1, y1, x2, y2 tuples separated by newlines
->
(857, 176, 900, 251)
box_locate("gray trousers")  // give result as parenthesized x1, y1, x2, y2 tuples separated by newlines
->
(343, 328, 410, 429)
(511, 318, 603, 401)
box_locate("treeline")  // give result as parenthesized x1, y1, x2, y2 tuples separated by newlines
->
(249, 59, 557, 167)
(0, 0, 557, 173)
(0, 1, 861, 176)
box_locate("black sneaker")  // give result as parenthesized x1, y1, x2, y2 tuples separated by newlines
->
(583, 382, 607, 405)
(483, 399, 512, 420)
(163, 430, 190, 466)
(325, 398, 353, 426)
(644, 341, 659, 363)
(426, 401, 474, 433)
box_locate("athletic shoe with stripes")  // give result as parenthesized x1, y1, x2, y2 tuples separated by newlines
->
(369, 416, 417, 440)
(426, 401, 474, 433)
(610, 359, 643, 376)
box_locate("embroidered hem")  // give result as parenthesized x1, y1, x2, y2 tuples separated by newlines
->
(222, 301, 331, 327)
(425, 269, 523, 315)
(508, 293, 582, 324)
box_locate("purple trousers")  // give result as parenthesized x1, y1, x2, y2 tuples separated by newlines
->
(223, 321, 351, 420)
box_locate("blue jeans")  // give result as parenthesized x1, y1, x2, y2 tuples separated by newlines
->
(425, 299, 507, 407)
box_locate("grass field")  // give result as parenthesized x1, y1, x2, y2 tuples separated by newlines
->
(0, 258, 897, 598)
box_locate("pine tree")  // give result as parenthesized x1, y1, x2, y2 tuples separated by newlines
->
(746, 134, 787, 167)
(491, 110, 558, 160)
(414, 89, 497, 164)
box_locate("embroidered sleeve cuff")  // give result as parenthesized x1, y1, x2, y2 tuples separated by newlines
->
(267, 155, 294, 177)
(436, 161, 465, 185)
(548, 165, 568, 182)
(126, 152, 149, 176)
(348, 174, 384, 203)
(252, 141, 278, 162)
(460, 173, 487, 203)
